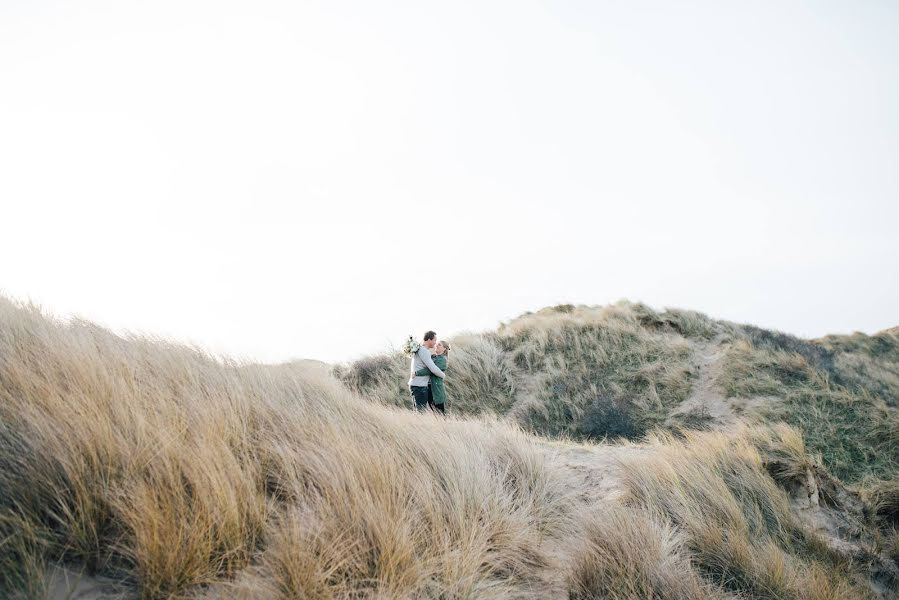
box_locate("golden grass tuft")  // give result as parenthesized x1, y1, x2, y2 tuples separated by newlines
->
(566, 506, 722, 599)
(617, 428, 876, 599)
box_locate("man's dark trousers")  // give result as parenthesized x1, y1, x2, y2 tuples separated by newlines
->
(410, 385, 429, 412)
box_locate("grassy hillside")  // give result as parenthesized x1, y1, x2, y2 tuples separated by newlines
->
(336, 303, 899, 486)
(1, 297, 897, 598)
(335, 304, 699, 440)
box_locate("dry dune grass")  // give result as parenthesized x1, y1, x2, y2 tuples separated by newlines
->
(0, 297, 889, 599)
(0, 298, 576, 598)
(617, 427, 870, 600)
(566, 505, 722, 599)
(557, 425, 883, 599)
(495, 304, 694, 439)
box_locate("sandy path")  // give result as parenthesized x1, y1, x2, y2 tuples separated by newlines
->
(667, 335, 773, 429)
(540, 438, 649, 506)
(532, 437, 652, 596)
(666, 334, 734, 425)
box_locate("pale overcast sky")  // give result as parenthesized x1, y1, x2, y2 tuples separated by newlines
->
(1, 1, 897, 363)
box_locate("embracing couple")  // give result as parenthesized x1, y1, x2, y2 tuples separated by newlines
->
(408, 330, 451, 414)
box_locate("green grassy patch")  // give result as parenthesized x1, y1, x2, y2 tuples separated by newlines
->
(499, 311, 694, 440)
(719, 338, 899, 485)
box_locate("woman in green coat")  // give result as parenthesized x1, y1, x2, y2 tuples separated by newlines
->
(416, 340, 450, 414)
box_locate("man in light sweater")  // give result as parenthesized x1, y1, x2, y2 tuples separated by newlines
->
(409, 330, 445, 412)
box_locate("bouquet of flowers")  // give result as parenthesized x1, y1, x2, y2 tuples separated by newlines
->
(401, 336, 420, 357)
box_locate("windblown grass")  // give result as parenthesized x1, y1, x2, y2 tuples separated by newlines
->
(0, 298, 575, 598)
(617, 428, 873, 599)
(0, 512, 49, 599)
(566, 505, 723, 600)
(719, 338, 899, 485)
(818, 331, 899, 406)
(496, 304, 695, 440)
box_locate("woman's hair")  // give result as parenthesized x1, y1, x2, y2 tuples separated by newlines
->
(438, 340, 451, 356)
